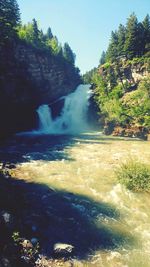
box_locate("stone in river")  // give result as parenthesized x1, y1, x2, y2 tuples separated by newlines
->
(53, 243, 74, 256)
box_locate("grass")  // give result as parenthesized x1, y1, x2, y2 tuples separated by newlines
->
(116, 159, 150, 192)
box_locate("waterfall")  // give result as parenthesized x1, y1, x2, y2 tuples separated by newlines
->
(36, 84, 91, 134)
(37, 105, 53, 131)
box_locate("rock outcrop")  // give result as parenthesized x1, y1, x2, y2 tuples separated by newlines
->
(98, 57, 150, 90)
(15, 44, 81, 104)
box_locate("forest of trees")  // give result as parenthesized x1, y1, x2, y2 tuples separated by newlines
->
(83, 13, 150, 83)
(101, 13, 150, 63)
(0, 0, 77, 66)
(17, 20, 76, 65)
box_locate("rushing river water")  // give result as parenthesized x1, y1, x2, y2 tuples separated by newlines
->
(1, 132, 150, 267)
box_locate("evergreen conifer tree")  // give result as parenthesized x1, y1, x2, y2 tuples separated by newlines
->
(0, 0, 20, 45)
(137, 22, 145, 56)
(106, 31, 119, 61)
(99, 51, 106, 65)
(32, 18, 40, 46)
(117, 24, 126, 57)
(47, 27, 53, 39)
(142, 14, 150, 53)
(63, 43, 76, 65)
(124, 13, 139, 58)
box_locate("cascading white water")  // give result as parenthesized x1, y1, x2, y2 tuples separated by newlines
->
(36, 84, 91, 134)
(37, 105, 53, 131)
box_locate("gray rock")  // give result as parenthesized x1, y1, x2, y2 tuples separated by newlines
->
(1, 212, 11, 224)
(53, 243, 74, 256)
(1, 211, 14, 228)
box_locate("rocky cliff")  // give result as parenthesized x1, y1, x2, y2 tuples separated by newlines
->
(98, 57, 150, 90)
(15, 44, 81, 104)
(0, 43, 81, 137)
(92, 57, 150, 139)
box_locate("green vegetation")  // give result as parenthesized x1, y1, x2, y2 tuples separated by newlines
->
(0, 0, 20, 47)
(83, 13, 150, 137)
(12, 232, 40, 265)
(0, 0, 79, 75)
(63, 42, 76, 65)
(17, 18, 77, 64)
(116, 159, 150, 192)
(106, 13, 150, 62)
(94, 77, 150, 128)
(82, 67, 97, 84)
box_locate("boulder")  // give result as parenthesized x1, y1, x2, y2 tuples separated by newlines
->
(1, 211, 14, 229)
(53, 243, 74, 256)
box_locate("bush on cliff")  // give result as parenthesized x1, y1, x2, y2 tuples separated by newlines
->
(93, 70, 150, 132)
(122, 78, 150, 128)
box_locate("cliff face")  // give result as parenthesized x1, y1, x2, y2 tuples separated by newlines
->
(15, 44, 81, 104)
(99, 58, 150, 89)
(130, 63, 149, 83)
(0, 43, 81, 137)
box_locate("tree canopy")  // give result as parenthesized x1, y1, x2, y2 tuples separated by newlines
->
(106, 13, 150, 62)
(63, 43, 76, 65)
(0, 0, 20, 46)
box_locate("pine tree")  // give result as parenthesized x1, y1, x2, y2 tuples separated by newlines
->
(142, 14, 150, 53)
(99, 51, 106, 65)
(63, 43, 76, 65)
(106, 31, 119, 62)
(39, 29, 48, 48)
(137, 22, 145, 56)
(32, 18, 40, 46)
(50, 36, 61, 55)
(117, 24, 126, 57)
(47, 27, 53, 39)
(124, 13, 139, 58)
(0, 0, 20, 45)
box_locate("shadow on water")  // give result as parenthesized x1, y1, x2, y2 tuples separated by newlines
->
(76, 133, 143, 143)
(0, 132, 137, 262)
(1, 175, 134, 260)
(0, 132, 142, 166)
(0, 134, 75, 164)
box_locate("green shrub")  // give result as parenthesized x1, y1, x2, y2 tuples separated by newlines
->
(116, 159, 150, 192)
(103, 62, 111, 69)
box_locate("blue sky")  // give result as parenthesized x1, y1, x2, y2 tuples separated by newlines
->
(17, 0, 150, 74)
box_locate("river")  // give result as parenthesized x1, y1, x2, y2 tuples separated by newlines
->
(1, 132, 150, 267)
(1, 84, 150, 266)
